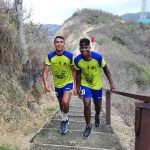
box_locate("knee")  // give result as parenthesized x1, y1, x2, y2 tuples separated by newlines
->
(84, 102, 91, 110)
(62, 99, 69, 106)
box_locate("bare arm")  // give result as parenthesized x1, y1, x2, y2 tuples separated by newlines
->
(43, 65, 51, 92)
(71, 65, 77, 95)
(103, 64, 116, 90)
(76, 70, 82, 97)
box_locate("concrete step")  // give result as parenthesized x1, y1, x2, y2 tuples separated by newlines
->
(30, 128, 120, 149)
(30, 143, 112, 150)
(69, 110, 95, 114)
(69, 106, 83, 112)
(43, 119, 112, 133)
(70, 100, 95, 107)
(53, 113, 106, 124)
(69, 106, 95, 112)
(68, 110, 106, 117)
(54, 109, 106, 117)
(53, 115, 106, 123)
(70, 98, 96, 105)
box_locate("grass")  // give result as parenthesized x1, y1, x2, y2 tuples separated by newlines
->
(88, 31, 112, 45)
(0, 145, 19, 150)
(95, 34, 112, 45)
(129, 61, 150, 86)
(45, 103, 58, 117)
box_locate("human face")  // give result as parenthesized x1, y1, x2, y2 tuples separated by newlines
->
(79, 44, 91, 57)
(54, 38, 65, 51)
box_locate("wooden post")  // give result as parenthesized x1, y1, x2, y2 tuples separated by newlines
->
(135, 102, 150, 150)
(106, 91, 111, 125)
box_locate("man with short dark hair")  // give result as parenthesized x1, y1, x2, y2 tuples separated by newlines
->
(74, 38, 115, 139)
(43, 36, 76, 134)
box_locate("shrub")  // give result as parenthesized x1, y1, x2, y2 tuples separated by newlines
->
(129, 61, 150, 86)
(0, 145, 19, 150)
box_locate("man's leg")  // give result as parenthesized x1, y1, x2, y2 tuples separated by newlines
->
(80, 86, 92, 139)
(93, 100, 102, 116)
(60, 83, 73, 134)
(83, 98, 92, 127)
(55, 87, 68, 133)
(55, 89, 63, 117)
(92, 88, 102, 127)
(61, 91, 72, 121)
(82, 98, 92, 139)
(58, 98, 63, 112)
(93, 100, 102, 127)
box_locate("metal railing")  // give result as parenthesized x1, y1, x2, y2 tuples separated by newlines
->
(104, 88, 150, 150)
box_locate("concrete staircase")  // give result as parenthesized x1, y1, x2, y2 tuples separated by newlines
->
(30, 96, 122, 150)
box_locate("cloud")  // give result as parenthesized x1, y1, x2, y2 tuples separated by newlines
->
(23, 0, 150, 24)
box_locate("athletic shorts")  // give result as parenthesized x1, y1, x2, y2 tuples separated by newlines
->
(55, 83, 73, 99)
(80, 85, 102, 101)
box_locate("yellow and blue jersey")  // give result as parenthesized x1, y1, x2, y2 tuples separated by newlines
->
(45, 50, 73, 88)
(74, 51, 106, 90)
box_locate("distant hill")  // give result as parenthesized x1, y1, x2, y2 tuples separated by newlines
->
(42, 24, 61, 33)
(121, 12, 150, 21)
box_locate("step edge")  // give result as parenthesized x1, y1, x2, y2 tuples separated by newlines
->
(30, 143, 111, 150)
(30, 109, 59, 143)
(49, 118, 107, 124)
(32, 127, 114, 135)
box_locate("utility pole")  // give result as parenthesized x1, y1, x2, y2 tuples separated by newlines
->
(140, 0, 147, 19)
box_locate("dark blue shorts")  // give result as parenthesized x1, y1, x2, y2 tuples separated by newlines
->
(55, 83, 73, 99)
(80, 85, 102, 101)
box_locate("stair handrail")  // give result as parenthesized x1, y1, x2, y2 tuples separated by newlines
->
(103, 88, 150, 150)
(103, 88, 150, 125)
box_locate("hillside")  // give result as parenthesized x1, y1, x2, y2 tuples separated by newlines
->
(56, 8, 150, 149)
(121, 12, 150, 20)
(58, 8, 150, 90)
(57, 9, 150, 94)
(0, 1, 57, 149)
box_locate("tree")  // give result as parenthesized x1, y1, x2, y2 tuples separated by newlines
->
(15, 0, 29, 65)
(15, 0, 35, 89)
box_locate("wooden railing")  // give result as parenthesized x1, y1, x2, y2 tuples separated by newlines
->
(104, 88, 150, 150)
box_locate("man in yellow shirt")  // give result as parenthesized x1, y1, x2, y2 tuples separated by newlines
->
(74, 38, 115, 138)
(43, 36, 76, 134)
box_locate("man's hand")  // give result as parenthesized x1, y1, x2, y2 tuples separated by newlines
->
(73, 87, 77, 96)
(110, 83, 116, 91)
(44, 81, 51, 92)
(77, 88, 82, 99)
(43, 65, 50, 92)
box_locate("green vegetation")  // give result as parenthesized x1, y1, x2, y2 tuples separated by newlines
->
(0, 145, 19, 150)
(127, 25, 134, 32)
(49, 104, 57, 112)
(112, 28, 126, 36)
(129, 62, 150, 86)
(70, 8, 121, 25)
(45, 103, 58, 117)
(88, 30, 112, 45)
(94, 34, 111, 45)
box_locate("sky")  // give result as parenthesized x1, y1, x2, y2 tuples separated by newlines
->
(22, 0, 150, 24)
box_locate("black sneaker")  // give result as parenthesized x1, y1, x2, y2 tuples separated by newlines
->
(95, 115, 100, 127)
(82, 125, 92, 139)
(60, 120, 68, 134)
(66, 118, 69, 125)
